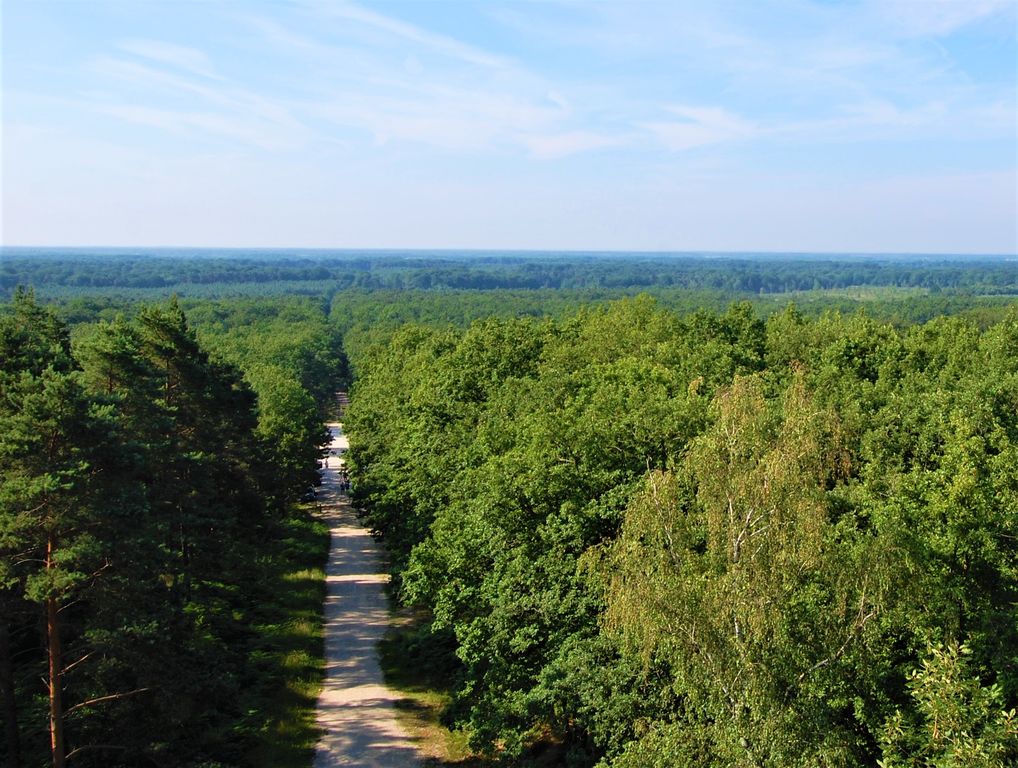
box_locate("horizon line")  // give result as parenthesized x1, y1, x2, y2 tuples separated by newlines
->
(2, 244, 1015, 259)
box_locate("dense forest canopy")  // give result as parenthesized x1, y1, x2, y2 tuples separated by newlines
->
(2, 251, 1017, 766)
(343, 298, 1018, 766)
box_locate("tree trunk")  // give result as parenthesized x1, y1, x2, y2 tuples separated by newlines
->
(47, 537, 65, 768)
(0, 618, 21, 768)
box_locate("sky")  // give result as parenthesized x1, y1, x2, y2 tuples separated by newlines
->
(2, 0, 1016, 253)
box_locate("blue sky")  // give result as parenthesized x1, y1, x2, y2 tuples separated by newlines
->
(2, 0, 1016, 253)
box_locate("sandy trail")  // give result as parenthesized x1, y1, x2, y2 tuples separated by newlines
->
(313, 423, 420, 768)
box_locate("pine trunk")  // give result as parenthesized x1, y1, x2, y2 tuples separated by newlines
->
(47, 536, 65, 768)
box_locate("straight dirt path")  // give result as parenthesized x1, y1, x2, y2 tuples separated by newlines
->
(313, 423, 420, 767)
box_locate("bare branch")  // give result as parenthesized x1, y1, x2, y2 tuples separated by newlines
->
(57, 598, 83, 614)
(66, 744, 128, 761)
(788, 582, 878, 699)
(13, 557, 47, 567)
(65, 687, 151, 716)
(62, 652, 95, 676)
(792, 609, 876, 689)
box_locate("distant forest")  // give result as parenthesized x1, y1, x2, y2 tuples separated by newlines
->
(4, 248, 1017, 296)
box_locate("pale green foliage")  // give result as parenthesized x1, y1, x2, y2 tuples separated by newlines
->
(880, 642, 1018, 767)
(603, 374, 882, 765)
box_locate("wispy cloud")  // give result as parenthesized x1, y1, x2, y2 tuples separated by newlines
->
(96, 104, 285, 149)
(118, 39, 222, 80)
(89, 54, 307, 149)
(643, 106, 757, 152)
(299, 0, 513, 69)
(246, 9, 617, 158)
(312, 82, 564, 152)
(768, 94, 1016, 146)
(521, 130, 625, 159)
(872, 0, 1015, 38)
(82, 0, 1017, 162)
(5, 0, 1013, 250)
(242, 15, 355, 63)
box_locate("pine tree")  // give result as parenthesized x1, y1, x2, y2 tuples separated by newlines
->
(1, 293, 133, 767)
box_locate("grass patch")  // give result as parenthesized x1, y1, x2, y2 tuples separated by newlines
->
(242, 507, 330, 768)
(378, 612, 483, 766)
(379, 613, 566, 767)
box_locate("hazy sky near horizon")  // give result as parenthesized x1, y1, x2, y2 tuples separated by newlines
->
(3, 0, 1016, 253)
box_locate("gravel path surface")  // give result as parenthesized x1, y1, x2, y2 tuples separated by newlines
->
(313, 423, 420, 768)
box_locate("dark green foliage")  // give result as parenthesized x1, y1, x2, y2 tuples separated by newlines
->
(0, 293, 336, 767)
(183, 297, 347, 505)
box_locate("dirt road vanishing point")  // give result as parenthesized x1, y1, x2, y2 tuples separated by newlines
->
(313, 423, 420, 767)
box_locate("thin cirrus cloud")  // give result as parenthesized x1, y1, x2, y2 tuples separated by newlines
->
(116, 39, 223, 81)
(245, 6, 613, 157)
(3, 0, 1014, 251)
(873, 0, 1014, 37)
(87, 50, 308, 150)
(642, 106, 758, 153)
(298, 0, 513, 70)
(312, 84, 569, 154)
(521, 130, 626, 160)
(90, 1, 1014, 160)
(96, 104, 279, 148)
